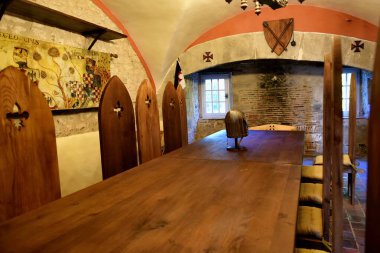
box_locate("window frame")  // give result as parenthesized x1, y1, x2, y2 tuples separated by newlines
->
(342, 68, 359, 118)
(200, 73, 232, 119)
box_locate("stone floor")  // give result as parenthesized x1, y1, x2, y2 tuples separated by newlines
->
(303, 158, 367, 253)
(343, 158, 367, 253)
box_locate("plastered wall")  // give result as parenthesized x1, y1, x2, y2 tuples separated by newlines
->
(56, 132, 102, 196)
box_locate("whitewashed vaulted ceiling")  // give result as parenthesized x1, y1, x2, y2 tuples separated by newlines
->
(100, 0, 380, 87)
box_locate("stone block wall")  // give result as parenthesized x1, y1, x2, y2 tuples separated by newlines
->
(195, 119, 225, 140)
(184, 73, 228, 141)
(186, 59, 369, 156)
(343, 118, 368, 157)
(356, 119, 369, 157)
(231, 60, 323, 154)
(184, 74, 200, 143)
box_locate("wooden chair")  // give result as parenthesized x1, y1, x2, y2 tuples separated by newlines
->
(98, 76, 137, 180)
(162, 81, 182, 153)
(299, 52, 333, 210)
(365, 26, 380, 253)
(330, 36, 344, 253)
(249, 123, 297, 131)
(297, 170, 330, 250)
(345, 73, 358, 204)
(313, 73, 358, 204)
(297, 37, 344, 253)
(301, 165, 324, 183)
(177, 85, 188, 146)
(135, 79, 161, 163)
(0, 66, 61, 222)
(296, 53, 333, 253)
(299, 183, 323, 207)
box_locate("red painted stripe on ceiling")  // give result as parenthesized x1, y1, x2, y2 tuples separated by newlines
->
(187, 5, 378, 50)
(91, 0, 156, 90)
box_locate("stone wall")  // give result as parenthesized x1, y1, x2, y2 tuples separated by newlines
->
(0, 0, 148, 137)
(184, 74, 200, 143)
(159, 32, 375, 154)
(232, 60, 323, 154)
(185, 60, 369, 156)
(359, 71, 372, 118)
(343, 118, 368, 157)
(196, 119, 226, 140)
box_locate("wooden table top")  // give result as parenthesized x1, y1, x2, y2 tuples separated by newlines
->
(0, 130, 304, 253)
(168, 130, 305, 165)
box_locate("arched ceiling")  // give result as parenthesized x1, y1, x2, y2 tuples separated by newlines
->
(99, 0, 379, 87)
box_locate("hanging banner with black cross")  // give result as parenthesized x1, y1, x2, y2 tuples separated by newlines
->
(351, 40, 364, 53)
(263, 18, 294, 56)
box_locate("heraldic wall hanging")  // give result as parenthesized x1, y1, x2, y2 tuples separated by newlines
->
(0, 31, 111, 110)
(263, 18, 295, 56)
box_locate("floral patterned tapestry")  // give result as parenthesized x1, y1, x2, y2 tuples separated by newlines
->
(0, 31, 111, 110)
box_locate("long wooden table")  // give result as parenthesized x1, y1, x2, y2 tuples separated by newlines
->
(0, 130, 304, 253)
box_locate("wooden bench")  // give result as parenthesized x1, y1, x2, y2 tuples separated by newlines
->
(296, 36, 344, 253)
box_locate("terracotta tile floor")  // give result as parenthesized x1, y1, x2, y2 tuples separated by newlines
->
(303, 158, 367, 253)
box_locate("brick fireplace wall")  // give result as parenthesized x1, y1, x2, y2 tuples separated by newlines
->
(232, 60, 323, 154)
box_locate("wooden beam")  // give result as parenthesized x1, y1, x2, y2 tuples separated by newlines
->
(331, 36, 343, 253)
(348, 73, 357, 162)
(365, 27, 380, 253)
(322, 53, 332, 242)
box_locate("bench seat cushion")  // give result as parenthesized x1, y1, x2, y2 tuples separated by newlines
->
(297, 206, 323, 239)
(299, 183, 323, 205)
(314, 154, 352, 166)
(314, 155, 323, 165)
(296, 249, 329, 253)
(301, 165, 323, 181)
